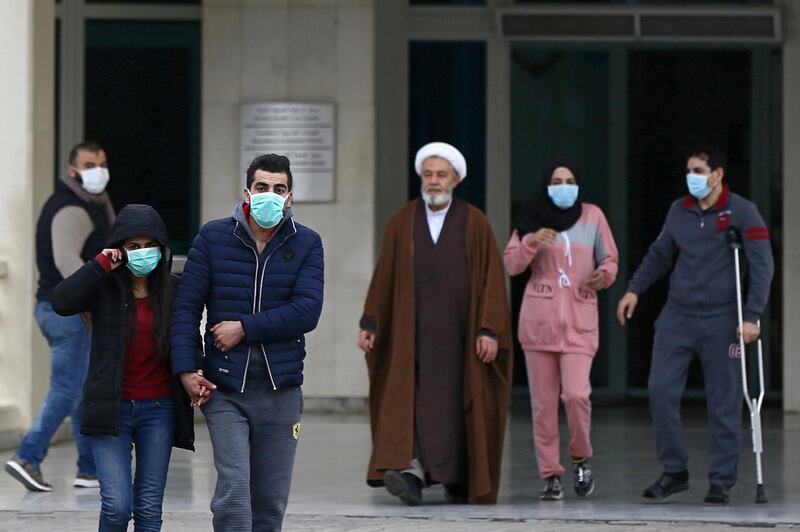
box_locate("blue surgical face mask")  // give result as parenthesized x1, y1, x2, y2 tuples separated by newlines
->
(126, 247, 161, 277)
(686, 173, 714, 199)
(548, 184, 579, 209)
(249, 191, 286, 229)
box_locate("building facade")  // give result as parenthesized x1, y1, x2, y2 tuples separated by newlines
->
(1, 0, 799, 440)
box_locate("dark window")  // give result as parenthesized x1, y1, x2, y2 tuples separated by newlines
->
(510, 47, 612, 388)
(84, 20, 200, 254)
(409, 41, 486, 211)
(626, 50, 755, 391)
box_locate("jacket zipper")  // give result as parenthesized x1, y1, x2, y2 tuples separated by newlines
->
(255, 224, 295, 391)
(233, 220, 296, 392)
(233, 225, 260, 393)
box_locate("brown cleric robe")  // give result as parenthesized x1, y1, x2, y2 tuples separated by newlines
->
(360, 198, 513, 504)
(413, 199, 470, 486)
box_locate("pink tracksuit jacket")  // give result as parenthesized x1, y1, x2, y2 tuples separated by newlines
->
(504, 203, 619, 356)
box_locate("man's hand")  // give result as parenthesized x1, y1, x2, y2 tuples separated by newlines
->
(179, 370, 217, 407)
(523, 228, 558, 247)
(738, 321, 761, 344)
(616, 292, 639, 326)
(211, 321, 245, 352)
(587, 269, 607, 291)
(476, 335, 498, 364)
(357, 330, 376, 353)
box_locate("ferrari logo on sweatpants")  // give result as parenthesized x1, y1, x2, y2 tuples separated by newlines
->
(292, 422, 301, 440)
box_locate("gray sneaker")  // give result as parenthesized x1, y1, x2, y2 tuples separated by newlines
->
(5, 457, 52, 492)
(540, 476, 564, 501)
(73, 472, 99, 488)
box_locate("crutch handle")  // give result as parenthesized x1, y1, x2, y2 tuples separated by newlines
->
(727, 227, 743, 250)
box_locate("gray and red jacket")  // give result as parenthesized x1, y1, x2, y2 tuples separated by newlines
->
(627, 185, 774, 322)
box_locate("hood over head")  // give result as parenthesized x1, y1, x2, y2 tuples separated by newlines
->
(106, 204, 172, 267)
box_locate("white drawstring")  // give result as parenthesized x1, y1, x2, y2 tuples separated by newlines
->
(557, 231, 573, 288)
(562, 231, 573, 268)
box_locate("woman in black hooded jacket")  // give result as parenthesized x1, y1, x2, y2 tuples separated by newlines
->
(52, 204, 205, 532)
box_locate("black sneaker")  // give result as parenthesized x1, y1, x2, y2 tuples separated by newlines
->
(573, 460, 595, 497)
(383, 470, 423, 506)
(73, 472, 99, 488)
(704, 484, 730, 505)
(444, 483, 469, 504)
(540, 476, 564, 501)
(642, 470, 689, 501)
(4, 457, 52, 492)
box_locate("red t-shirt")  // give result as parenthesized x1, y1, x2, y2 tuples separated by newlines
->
(122, 297, 172, 400)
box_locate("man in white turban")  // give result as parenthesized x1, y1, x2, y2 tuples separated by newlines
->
(357, 142, 513, 505)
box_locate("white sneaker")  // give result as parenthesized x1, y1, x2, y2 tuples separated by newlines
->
(73, 473, 99, 488)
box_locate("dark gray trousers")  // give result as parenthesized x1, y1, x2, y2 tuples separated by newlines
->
(648, 305, 743, 488)
(202, 374, 303, 532)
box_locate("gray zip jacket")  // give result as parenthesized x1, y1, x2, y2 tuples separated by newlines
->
(627, 185, 773, 322)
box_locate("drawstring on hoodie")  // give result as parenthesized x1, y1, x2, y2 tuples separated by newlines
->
(558, 231, 573, 288)
(562, 231, 573, 268)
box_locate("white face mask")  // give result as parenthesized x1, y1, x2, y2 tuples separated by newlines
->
(79, 166, 110, 194)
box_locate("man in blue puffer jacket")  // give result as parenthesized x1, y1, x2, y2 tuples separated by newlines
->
(170, 154, 324, 531)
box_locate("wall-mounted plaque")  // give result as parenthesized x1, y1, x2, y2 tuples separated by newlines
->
(240, 102, 335, 202)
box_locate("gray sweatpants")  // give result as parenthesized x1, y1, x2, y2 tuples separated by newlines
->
(202, 373, 303, 532)
(648, 304, 743, 488)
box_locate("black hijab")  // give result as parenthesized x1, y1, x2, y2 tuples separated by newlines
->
(514, 160, 583, 236)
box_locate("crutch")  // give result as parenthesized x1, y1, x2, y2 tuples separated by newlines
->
(727, 228, 767, 504)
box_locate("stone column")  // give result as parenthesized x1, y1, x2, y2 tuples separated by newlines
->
(783, 0, 800, 413)
(0, 0, 55, 435)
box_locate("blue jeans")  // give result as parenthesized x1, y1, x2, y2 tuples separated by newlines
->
(17, 300, 95, 475)
(91, 398, 175, 532)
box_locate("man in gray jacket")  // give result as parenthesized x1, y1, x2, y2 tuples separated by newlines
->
(6, 141, 114, 491)
(617, 147, 773, 505)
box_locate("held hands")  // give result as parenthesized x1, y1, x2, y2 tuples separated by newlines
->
(476, 335, 498, 364)
(100, 248, 125, 270)
(357, 330, 376, 353)
(523, 228, 558, 247)
(738, 321, 761, 344)
(179, 370, 217, 408)
(211, 321, 245, 353)
(616, 292, 639, 326)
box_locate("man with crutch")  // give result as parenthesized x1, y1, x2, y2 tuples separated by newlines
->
(617, 147, 774, 505)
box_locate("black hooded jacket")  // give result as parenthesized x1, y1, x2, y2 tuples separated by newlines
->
(51, 204, 194, 450)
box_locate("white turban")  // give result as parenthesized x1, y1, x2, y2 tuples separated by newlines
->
(414, 142, 467, 180)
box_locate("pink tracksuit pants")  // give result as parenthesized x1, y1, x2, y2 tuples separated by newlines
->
(525, 350, 594, 479)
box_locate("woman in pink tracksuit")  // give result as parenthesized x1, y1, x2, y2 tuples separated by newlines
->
(504, 162, 618, 501)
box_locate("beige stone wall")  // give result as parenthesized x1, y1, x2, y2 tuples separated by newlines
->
(0, 0, 55, 431)
(202, 0, 375, 398)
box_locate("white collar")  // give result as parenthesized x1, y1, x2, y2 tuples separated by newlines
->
(425, 201, 451, 218)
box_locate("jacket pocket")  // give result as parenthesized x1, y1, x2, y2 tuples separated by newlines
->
(267, 337, 306, 360)
(571, 287, 599, 334)
(518, 281, 558, 347)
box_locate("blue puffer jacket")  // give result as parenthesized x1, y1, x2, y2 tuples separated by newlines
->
(170, 204, 324, 392)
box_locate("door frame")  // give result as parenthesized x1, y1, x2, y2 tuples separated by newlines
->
(376, 1, 783, 399)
